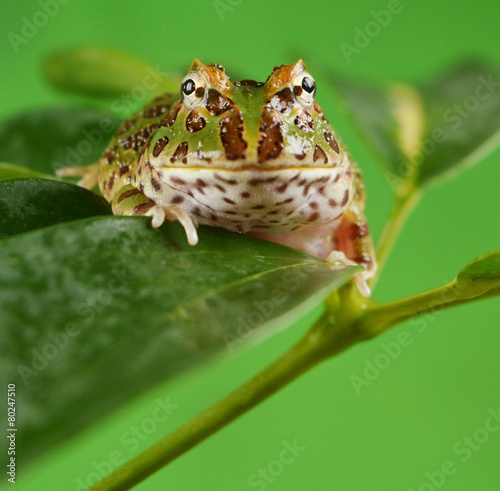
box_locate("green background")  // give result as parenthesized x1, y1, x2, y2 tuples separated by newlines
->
(1, 0, 499, 489)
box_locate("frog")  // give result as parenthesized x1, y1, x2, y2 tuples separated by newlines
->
(58, 59, 377, 295)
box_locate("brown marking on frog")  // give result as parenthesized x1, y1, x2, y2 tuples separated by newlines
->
(269, 88, 295, 115)
(161, 102, 182, 127)
(324, 130, 340, 153)
(132, 202, 154, 215)
(210, 63, 225, 72)
(170, 177, 187, 186)
(195, 149, 212, 162)
(307, 212, 320, 222)
(171, 195, 184, 204)
(275, 182, 288, 193)
(341, 189, 349, 206)
(214, 174, 238, 185)
(104, 150, 115, 164)
(152, 136, 169, 157)
(151, 177, 161, 192)
(170, 141, 189, 164)
(303, 176, 330, 197)
(276, 197, 294, 206)
(206, 89, 233, 115)
(185, 110, 206, 132)
(248, 176, 278, 186)
(143, 104, 169, 118)
(293, 85, 303, 98)
(313, 145, 328, 164)
(258, 108, 283, 162)
(219, 108, 247, 160)
(119, 164, 130, 176)
(314, 102, 329, 123)
(234, 79, 265, 87)
(117, 188, 140, 203)
(294, 110, 314, 132)
(119, 126, 155, 152)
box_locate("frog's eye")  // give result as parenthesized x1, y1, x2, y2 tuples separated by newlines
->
(293, 73, 316, 108)
(182, 79, 196, 95)
(181, 72, 206, 109)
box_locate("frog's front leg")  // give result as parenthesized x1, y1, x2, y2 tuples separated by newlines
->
(329, 206, 376, 297)
(112, 185, 199, 245)
(326, 167, 376, 296)
(56, 163, 100, 189)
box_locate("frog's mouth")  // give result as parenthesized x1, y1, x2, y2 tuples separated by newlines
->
(155, 166, 352, 235)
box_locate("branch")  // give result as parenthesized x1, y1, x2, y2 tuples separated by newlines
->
(89, 312, 363, 491)
(357, 282, 500, 337)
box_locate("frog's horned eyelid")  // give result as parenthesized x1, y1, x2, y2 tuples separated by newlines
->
(292, 72, 316, 108)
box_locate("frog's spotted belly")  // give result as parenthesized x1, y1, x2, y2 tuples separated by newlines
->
(138, 166, 353, 234)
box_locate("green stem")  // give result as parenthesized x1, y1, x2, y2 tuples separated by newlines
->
(90, 312, 362, 491)
(357, 281, 499, 337)
(89, 275, 499, 490)
(371, 189, 421, 288)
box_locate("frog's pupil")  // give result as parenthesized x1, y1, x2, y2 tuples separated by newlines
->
(301, 77, 315, 94)
(182, 79, 196, 95)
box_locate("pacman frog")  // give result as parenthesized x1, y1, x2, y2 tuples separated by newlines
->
(60, 60, 377, 295)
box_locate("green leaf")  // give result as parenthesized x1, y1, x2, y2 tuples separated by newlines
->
(417, 62, 500, 186)
(0, 162, 60, 181)
(0, 216, 359, 463)
(329, 61, 500, 194)
(0, 179, 111, 239)
(0, 107, 121, 175)
(455, 249, 500, 297)
(330, 76, 408, 178)
(43, 47, 181, 98)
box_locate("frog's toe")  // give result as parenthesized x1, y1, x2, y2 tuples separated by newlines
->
(146, 205, 199, 246)
(355, 273, 371, 298)
(56, 164, 99, 189)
